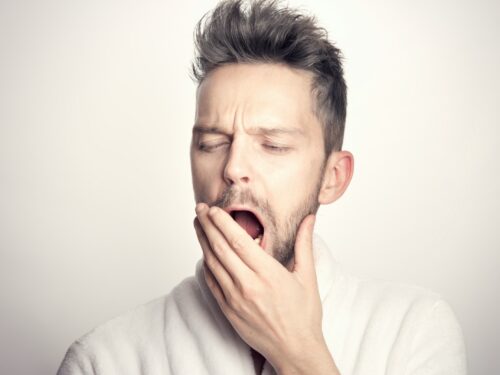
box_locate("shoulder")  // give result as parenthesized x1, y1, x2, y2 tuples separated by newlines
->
(324, 270, 467, 374)
(323, 257, 455, 322)
(57, 275, 200, 375)
(357, 277, 466, 350)
(79, 275, 199, 348)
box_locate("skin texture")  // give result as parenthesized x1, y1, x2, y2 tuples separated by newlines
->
(190, 63, 354, 374)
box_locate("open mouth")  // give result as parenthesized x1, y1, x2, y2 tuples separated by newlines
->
(230, 210, 264, 246)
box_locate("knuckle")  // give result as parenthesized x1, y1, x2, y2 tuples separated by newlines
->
(241, 284, 258, 301)
(208, 206, 219, 217)
(204, 255, 218, 271)
(211, 241, 225, 257)
(229, 236, 244, 251)
(226, 293, 241, 312)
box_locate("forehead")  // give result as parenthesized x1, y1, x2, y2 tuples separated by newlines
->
(195, 63, 320, 133)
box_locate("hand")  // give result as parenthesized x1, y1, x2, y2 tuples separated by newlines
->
(194, 203, 340, 375)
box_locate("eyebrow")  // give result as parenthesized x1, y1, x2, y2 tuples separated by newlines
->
(192, 125, 231, 136)
(192, 125, 304, 137)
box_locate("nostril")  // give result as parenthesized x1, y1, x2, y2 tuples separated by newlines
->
(222, 144, 251, 185)
(223, 165, 250, 185)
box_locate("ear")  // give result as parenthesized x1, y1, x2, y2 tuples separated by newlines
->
(318, 150, 354, 205)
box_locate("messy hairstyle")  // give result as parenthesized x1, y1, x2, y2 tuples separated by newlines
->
(192, 0, 347, 154)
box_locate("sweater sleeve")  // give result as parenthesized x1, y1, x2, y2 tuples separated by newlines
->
(56, 341, 95, 375)
(406, 299, 467, 375)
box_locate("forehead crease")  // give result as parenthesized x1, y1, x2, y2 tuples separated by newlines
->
(196, 64, 317, 133)
(196, 95, 242, 129)
(248, 126, 305, 136)
(196, 102, 309, 134)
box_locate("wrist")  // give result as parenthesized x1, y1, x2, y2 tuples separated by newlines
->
(273, 338, 340, 375)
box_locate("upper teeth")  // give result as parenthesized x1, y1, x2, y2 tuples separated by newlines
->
(254, 234, 263, 245)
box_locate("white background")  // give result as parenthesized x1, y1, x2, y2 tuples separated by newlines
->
(0, 0, 498, 374)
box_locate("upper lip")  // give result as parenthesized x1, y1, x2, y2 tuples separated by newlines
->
(222, 205, 266, 235)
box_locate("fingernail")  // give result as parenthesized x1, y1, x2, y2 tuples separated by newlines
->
(195, 203, 205, 214)
(208, 206, 218, 216)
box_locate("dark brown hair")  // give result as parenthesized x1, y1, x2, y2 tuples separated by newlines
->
(192, 0, 347, 154)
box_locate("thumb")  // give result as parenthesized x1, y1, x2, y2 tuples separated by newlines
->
(292, 214, 316, 278)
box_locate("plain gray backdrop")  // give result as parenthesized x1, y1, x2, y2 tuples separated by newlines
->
(0, 0, 498, 374)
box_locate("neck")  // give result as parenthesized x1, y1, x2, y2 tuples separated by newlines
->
(251, 348, 265, 375)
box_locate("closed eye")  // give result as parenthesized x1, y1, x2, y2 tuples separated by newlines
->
(198, 142, 230, 152)
(262, 143, 290, 153)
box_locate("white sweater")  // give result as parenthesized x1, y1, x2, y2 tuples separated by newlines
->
(57, 237, 467, 375)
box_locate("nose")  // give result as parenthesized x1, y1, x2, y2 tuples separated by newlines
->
(223, 140, 251, 186)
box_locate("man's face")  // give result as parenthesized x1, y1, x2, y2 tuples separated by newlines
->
(190, 63, 326, 266)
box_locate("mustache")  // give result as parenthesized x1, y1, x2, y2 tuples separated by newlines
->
(210, 187, 277, 227)
(211, 187, 261, 209)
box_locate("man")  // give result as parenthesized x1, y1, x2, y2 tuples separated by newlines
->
(57, 1, 467, 374)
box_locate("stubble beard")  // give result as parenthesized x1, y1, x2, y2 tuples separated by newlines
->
(210, 172, 324, 267)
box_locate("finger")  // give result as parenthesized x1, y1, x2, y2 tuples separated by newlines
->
(204, 264, 245, 326)
(195, 204, 253, 287)
(194, 217, 235, 297)
(292, 214, 317, 280)
(207, 206, 279, 274)
(203, 262, 228, 305)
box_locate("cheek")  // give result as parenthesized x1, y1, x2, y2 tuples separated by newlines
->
(191, 153, 226, 202)
(265, 155, 323, 216)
